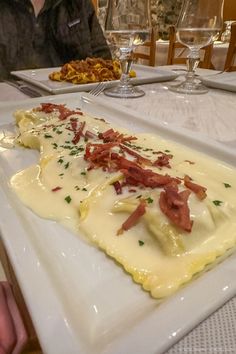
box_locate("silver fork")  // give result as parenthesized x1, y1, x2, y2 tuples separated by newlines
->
(88, 82, 106, 96)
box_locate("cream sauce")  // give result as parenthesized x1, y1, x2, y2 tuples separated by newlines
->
(10, 106, 236, 298)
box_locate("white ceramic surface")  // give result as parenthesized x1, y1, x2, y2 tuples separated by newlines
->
(11, 65, 177, 95)
(0, 93, 236, 354)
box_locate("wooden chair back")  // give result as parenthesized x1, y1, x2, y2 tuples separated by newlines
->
(92, 0, 98, 13)
(223, 0, 236, 21)
(224, 22, 236, 71)
(132, 28, 157, 66)
(167, 25, 213, 69)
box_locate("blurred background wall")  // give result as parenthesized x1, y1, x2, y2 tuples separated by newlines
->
(97, 0, 184, 39)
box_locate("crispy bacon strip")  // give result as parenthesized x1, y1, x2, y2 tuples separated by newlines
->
(153, 152, 173, 168)
(112, 181, 122, 195)
(51, 186, 62, 192)
(184, 175, 207, 200)
(84, 130, 98, 140)
(70, 117, 78, 131)
(117, 199, 146, 235)
(37, 103, 83, 120)
(84, 143, 177, 187)
(72, 121, 86, 144)
(120, 144, 151, 165)
(98, 129, 137, 143)
(159, 187, 193, 232)
(121, 164, 178, 188)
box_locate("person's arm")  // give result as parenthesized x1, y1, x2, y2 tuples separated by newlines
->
(86, 0, 111, 59)
(0, 43, 12, 81)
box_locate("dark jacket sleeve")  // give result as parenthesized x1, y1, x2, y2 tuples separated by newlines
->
(86, 1, 111, 59)
(49, 0, 111, 63)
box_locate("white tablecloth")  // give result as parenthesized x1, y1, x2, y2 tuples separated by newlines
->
(0, 67, 236, 353)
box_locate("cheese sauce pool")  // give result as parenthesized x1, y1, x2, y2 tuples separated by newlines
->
(10, 106, 236, 298)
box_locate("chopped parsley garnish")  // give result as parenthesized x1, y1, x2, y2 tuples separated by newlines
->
(44, 134, 53, 138)
(69, 150, 77, 156)
(82, 187, 87, 191)
(64, 162, 70, 169)
(58, 158, 64, 164)
(213, 200, 223, 206)
(146, 197, 153, 204)
(56, 130, 63, 135)
(165, 149, 170, 152)
(59, 173, 64, 177)
(136, 195, 142, 199)
(52, 143, 58, 148)
(62, 145, 73, 150)
(74, 186, 80, 190)
(65, 195, 72, 204)
(81, 171, 86, 175)
(223, 183, 231, 188)
(138, 240, 145, 246)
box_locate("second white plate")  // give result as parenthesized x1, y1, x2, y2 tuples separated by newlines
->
(11, 64, 177, 95)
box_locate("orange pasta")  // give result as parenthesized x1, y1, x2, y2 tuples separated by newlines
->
(49, 57, 124, 84)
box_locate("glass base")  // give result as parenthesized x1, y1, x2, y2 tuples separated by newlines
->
(104, 83, 145, 98)
(168, 80, 208, 94)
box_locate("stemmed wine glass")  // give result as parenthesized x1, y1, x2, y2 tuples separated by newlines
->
(221, 20, 235, 42)
(169, 0, 224, 94)
(104, 0, 151, 98)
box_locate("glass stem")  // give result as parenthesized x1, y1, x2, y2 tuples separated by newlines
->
(119, 49, 133, 87)
(186, 49, 200, 83)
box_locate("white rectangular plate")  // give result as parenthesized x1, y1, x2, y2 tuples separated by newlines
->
(0, 93, 236, 354)
(201, 71, 236, 92)
(11, 64, 177, 95)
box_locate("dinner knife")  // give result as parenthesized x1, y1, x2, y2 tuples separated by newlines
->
(4, 79, 43, 98)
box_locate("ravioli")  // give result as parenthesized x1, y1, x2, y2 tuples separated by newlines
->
(10, 103, 236, 298)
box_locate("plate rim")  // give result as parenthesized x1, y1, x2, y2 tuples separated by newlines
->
(10, 64, 177, 94)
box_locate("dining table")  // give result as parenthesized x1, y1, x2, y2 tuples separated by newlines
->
(0, 65, 235, 354)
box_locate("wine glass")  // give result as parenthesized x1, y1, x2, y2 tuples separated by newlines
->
(221, 21, 235, 42)
(104, 0, 151, 98)
(169, 0, 224, 94)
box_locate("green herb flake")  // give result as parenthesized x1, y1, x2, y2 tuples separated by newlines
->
(81, 171, 86, 175)
(65, 195, 72, 204)
(57, 158, 64, 164)
(64, 162, 70, 169)
(69, 150, 77, 156)
(223, 183, 231, 188)
(82, 187, 87, 191)
(136, 195, 142, 199)
(146, 197, 153, 204)
(56, 130, 63, 135)
(52, 143, 58, 149)
(44, 134, 53, 139)
(138, 240, 145, 246)
(59, 173, 64, 177)
(213, 200, 223, 206)
(74, 186, 80, 191)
